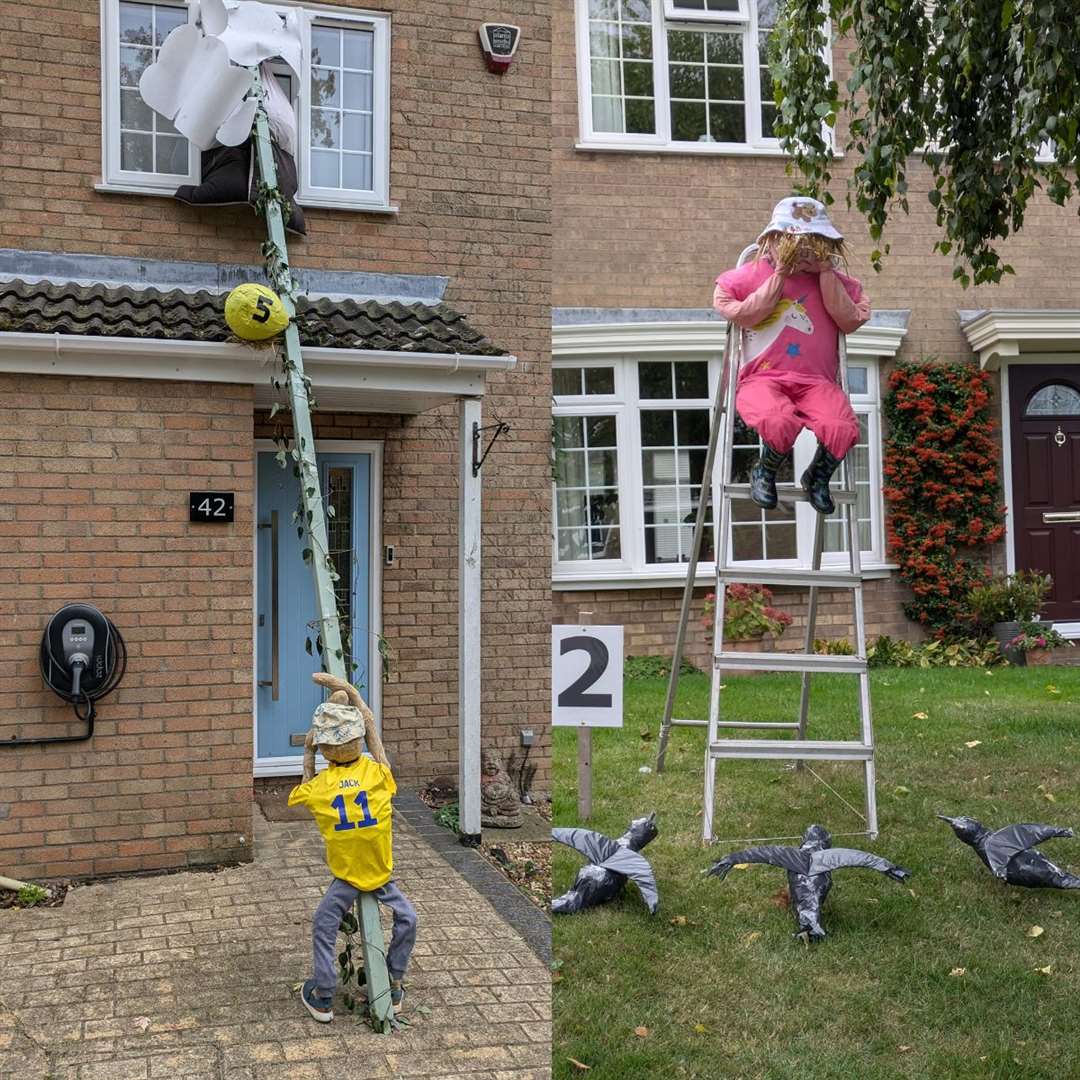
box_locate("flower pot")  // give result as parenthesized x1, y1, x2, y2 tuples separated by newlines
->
(1026, 647, 1052, 667)
(992, 620, 1025, 666)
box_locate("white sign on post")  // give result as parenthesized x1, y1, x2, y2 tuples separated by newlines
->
(552, 625, 624, 728)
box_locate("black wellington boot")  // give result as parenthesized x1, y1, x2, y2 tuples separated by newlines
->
(749, 443, 788, 510)
(801, 442, 842, 515)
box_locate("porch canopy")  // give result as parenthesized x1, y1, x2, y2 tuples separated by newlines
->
(960, 309, 1080, 370)
(0, 252, 510, 841)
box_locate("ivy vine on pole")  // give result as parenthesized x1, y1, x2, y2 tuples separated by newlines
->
(769, 0, 1080, 285)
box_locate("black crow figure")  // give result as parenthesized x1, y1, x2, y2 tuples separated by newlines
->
(937, 815, 1080, 889)
(705, 824, 912, 941)
(552, 811, 659, 915)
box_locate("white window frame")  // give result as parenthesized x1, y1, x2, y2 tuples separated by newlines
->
(98, 0, 392, 211)
(100, 0, 200, 194)
(663, 0, 748, 23)
(575, 0, 802, 155)
(551, 343, 891, 586)
(297, 5, 391, 211)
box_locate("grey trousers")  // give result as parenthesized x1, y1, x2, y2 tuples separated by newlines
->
(312, 877, 418, 994)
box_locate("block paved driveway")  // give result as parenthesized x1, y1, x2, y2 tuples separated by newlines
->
(0, 809, 551, 1079)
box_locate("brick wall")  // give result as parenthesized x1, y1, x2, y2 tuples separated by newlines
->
(554, 577, 921, 672)
(552, 2, 1080, 362)
(0, 374, 254, 881)
(0, 0, 552, 876)
(550, 2, 1056, 646)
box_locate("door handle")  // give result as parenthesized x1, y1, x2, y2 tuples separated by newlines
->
(1042, 511, 1080, 523)
(257, 511, 280, 701)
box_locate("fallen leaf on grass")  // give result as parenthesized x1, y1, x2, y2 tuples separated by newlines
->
(638, 766, 652, 774)
(908, 888, 918, 899)
(1037, 965, 1053, 976)
(1047, 685, 1061, 695)
(742, 931, 763, 945)
(1028, 925, 1045, 938)
(1045, 792, 1057, 803)
(898, 1045, 912, 1053)
(769, 887, 790, 910)
(893, 785, 911, 796)
(912, 711, 929, 720)
(1051, 910, 1064, 919)
(694, 1023, 708, 1034)
(950, 967, 966, 977)
(965, 741, 982, 749)
(291, 983, 303, 992)
(634, 1026, 650, 1038)
(568, 1058, 592, 1071)
(132, 1017, 151, 1032)
(733, 863, 752, 871)
(670, 915, 688, 926)
(639, 728, 653, 740)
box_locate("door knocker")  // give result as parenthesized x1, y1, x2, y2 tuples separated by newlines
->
(1055, 426, 1067, 448)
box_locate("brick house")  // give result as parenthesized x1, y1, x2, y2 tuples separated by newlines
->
(0, 0, 551, 880)
(551, 0, 1080, 669)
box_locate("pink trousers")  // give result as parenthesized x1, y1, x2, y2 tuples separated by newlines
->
(736, 372, 859, 459)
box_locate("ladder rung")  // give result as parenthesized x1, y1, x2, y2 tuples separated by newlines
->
(709, 738, 874, 761)
(715, 720, 801, 730)
(669, 718, 708, 728)
(714, 652, 866, 674)
(722, 483, 856, 505)
(717, 567, 861, 589)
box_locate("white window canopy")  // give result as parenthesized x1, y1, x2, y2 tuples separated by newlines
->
(961, 310, 1080, 371)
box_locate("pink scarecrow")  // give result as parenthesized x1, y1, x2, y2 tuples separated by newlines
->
(713, 197, 871, 515)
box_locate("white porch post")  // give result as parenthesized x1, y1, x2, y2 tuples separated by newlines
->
(458, 396, 483, 843)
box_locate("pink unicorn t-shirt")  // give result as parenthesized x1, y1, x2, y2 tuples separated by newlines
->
(714, 259, 866, 382)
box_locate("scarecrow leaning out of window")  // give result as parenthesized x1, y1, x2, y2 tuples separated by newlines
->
(713, 196, 871, 515)
(289, 673, 417, 1021)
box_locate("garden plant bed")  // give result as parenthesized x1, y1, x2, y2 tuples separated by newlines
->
(479, 838, 551, 913)
(554, 666, 1080, 1079)
(0, 882, 68, 910)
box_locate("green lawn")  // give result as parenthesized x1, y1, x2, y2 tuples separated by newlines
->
(553, 667, 1080, 1080)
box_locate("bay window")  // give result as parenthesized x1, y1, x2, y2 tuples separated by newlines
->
(552, 351, 886, 582)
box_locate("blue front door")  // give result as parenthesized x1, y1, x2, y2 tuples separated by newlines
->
(256, 451, 372, 763)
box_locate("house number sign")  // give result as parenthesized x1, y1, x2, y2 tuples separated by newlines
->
(189, 492, 235, 523)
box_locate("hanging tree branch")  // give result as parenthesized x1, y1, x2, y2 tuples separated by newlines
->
(770, 0, 1080, 286)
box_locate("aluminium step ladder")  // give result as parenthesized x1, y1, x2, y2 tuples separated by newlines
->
(653, 243, 877, 843)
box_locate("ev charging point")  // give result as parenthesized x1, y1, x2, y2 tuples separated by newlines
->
(478, 23, 520, 74)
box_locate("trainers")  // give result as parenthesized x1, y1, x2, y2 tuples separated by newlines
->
(301, 979, 334, 1023)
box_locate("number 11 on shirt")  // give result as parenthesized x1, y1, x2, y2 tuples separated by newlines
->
(330, 792, 380, 832)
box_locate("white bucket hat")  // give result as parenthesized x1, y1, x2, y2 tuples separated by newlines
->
(311, 700, 366, 746)
(757, 196, 843, 242)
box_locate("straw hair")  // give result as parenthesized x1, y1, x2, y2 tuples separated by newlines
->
(759, 230, 847, 273)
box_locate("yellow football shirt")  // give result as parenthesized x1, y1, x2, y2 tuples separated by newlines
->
(288, 757, 397, 891)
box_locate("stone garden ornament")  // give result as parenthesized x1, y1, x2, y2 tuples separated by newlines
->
(706, 824, 911, 941)
(552, 812, 660, 915)
(938, 815, 1080, 890)
(480, 749, 523, 828)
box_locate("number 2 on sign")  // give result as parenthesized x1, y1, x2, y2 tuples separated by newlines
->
(331, 791, 379, 831)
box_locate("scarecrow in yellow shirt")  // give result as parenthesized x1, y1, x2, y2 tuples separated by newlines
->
(289, 672, 417, 1022)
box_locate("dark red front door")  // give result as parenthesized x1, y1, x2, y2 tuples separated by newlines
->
(1009, 365, 1080, 622)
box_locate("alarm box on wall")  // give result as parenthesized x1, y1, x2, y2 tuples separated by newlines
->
(479, 23, 521, 73)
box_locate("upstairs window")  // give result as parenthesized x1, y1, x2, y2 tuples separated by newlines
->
(100, 0, 391, 210)
(577, 0, 785, 152)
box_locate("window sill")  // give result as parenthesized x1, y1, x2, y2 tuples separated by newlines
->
(553, 563, 898, 590)
(95, 180, 398, 215)
(575, 140, 788, 158)
(95, 180, 188, 198)
(297, 196, 399, 215)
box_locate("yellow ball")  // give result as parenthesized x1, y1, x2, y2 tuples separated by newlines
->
(224, 283, 289, 341)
